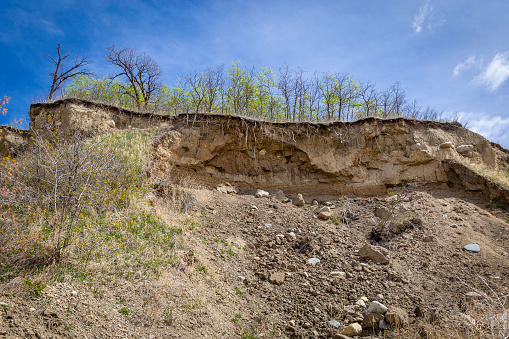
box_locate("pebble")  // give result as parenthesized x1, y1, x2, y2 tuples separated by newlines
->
(367, 301, 388, 314)
(463, 244, 480, 253)
(286, 232, 296, 240)
(450, 223, 458, 228)
(255, 189, 270, 198)
(317, 206, 331, 213)
(264, 223, 271, 228)
(294, 193, 305, 206)
(440, 142, 453, 148)
(341, 322, 362, 336)
(328, 320, 341, 328)
(330, 271, 346, 278)
(356, 299, 366, 307)
(465, 292, 482, 299)
(307, 258, 320, 266)
(410, 143, 421, 150)
(318, 211, 332, 220)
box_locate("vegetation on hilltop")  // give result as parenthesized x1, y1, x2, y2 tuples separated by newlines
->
(61, 62, 444, 123)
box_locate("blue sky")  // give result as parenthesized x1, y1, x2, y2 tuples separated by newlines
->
(1, 0, 508, 147)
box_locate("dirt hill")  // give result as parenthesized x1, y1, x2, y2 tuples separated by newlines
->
(0, 99, 508, 338)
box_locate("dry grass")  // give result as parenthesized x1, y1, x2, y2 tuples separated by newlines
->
(464, 160, 509, 188)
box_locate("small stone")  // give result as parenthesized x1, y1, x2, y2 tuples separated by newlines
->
(361, 313, 384, 329)
(356, 299, 366, 307)
(30, 307, 36, 312)
(456, 145, 474, 156)
(450, 223, 458, 228)
(463, 244, 480, 253)
(71, 291, 78, 297)
(379, 319, 390, 330)
(294, 193, 305, 206)
(286, 232, 296, 240)
(410, 143, 421, 150)
(340, 322, 362, 336)
(269, 272, 285, 285)
(328, 320, 341, 328)
(358, 244, 389, 264)
(216, 183, 237, 194)
(385, 306, 409, 326)
(302, 322, 312, 329)
(256, 189, 270, 198)
(318, 211, 332, 220)
(264, 223, 271, 228)
(317, 206, 331, 213)
(274, 190, 289, 203)
(440, 142, 453, 148)
(367, 301, 388, 314)
(105, 120, 116, 128)
(330, 271, 346, 278)
(465, 292, 482, 299)
(308, 258, 320, 266)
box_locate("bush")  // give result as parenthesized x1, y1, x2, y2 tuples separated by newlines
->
(0, 121, 146, 269)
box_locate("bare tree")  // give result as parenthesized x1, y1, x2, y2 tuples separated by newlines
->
(47, 44, 93, 100)
(105, 45, 163, 109)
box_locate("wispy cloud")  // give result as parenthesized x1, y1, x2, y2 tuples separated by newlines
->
(457, 112, 509, 147)
(412, 1, 432, 33)
(453, 56, 477, 76)
(40, 19, 64, 36)
(472, 51, 509, 92)
(412, 1, 445, 33)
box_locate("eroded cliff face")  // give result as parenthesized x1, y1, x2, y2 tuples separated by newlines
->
(29, 99, 171, 134)
(0, 126, 30, 157)
(20, 99, 509, 201)
(151, 114, 498, 196)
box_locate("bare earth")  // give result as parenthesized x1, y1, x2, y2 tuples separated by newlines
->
(1, 181, 508, 339)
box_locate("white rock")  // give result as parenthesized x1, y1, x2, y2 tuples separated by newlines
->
(255, 189, 270, 198)
(367, 301, 388, 314)
(356, 299, 366, 307)
(307, 258, 320, 266)
(317, 206, 331, 213)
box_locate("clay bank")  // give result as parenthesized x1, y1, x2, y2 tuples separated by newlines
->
(22, 99, 509, 202)
(151, 113, 507, 199)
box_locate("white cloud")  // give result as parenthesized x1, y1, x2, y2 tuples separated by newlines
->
(412, 1, 445, 33)
(472, 51, 509, 92)
(412, 1, 432, 33)
(40, 19, 64, 36)
(453, 56, 477, 76)
(457, 112, 509, 147)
